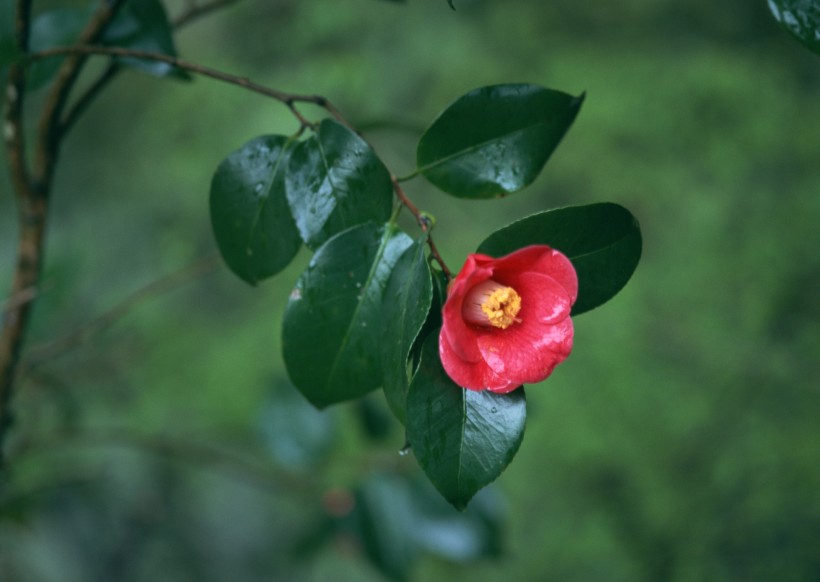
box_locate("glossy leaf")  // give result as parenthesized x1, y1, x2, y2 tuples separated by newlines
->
(104, 0, 188, 78)
(286, 119, 394, 250)
(258, 380, 336, 470)
(416, 84, 584, 199)
(478, 202, 641, 316)
(768, 0, 820, 55)
(407, 332, 526, 510)
(210, 135, 302, 285)
(282, 222, 412, 408)
(380, 238, 433, 425)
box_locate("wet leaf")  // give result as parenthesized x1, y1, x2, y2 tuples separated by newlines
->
(282, 223, 412, 408)
(417, 84, 583, 199)
(286, 119, 394, 250)
(768, 0, 820, 55)
(380, 238, 433, 425)
(478, 202, 641, 315)
(210, 135, 301, 285)
(407, 332, 526, 510)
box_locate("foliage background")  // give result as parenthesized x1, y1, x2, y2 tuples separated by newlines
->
(2, 0, 820, 580)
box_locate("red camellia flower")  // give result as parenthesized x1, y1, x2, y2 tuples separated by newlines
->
(439, 245, 578, 393)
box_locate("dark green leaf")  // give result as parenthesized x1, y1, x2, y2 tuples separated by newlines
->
(286, 119, 394, 250)
(416, 84, 583, 199)
(768, 0, 820, 55)
(258, 380, 336, 469)
(354, 474, 420, 581)
(380, 238, 433, 425)
(210, 135, 302, 285)
(407, 478, 504, 561)
(477, 202, 641, 316)
(407, 332, 526, 510)
(282, 223, 412, 408)
(350, 473, 504, 580)
(104, 0, 188, 78)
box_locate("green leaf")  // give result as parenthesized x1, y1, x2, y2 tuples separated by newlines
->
(380, 238, 433, 425)
(286, 119, 394, 250)
(210, 135, 302, 285)
(477, 202, 641, 316)
(768, 0, 820, 55)
(258, 380, 337, 469)
(416, 84, 584, 199)
(282, 222, 412, 408)
(350, 473, 504, 580)
(104, 0, 188, 78)
(407, 332, 526, 510)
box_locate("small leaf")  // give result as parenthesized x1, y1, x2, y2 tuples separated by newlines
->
(210, 135, 302, 285)
(282, 222, 412, 408)
(380, 238, 433, 425)
(104, 0, 188, 78)
(407, 332, 526, 510)
(286, 119, 394, 250)
(417, 84, 583, 199)
(477, 202, 641, 316)
(768, 0, 820, 56)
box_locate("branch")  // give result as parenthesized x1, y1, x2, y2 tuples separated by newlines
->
(22, 255, 219, 371)
(13, 429, 317, 499)
(391, 177, 452, 278)
(3, 0, 32, 200)
(33, 0, 127, 187)
(173, 0, 244, 28)
(0, 286, 39, 315)
(62, 0, 247, 134)
(29, 45, 348, 130)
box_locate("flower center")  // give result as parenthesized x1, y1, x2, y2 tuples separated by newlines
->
(462, 279, 522, 329)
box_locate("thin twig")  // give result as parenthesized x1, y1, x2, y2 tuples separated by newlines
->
(21, 254, 220, 371)
(173, 0, 243, 28)
(12, 429, 317, 499)
(59, 61, 121, 135)
(391, 177, 452, 278)
(33, 0, 127, 187)
(0, 286, 38, 315)
(28, 45, 348, 130)
(0, 0, 35, 487)
(62, 0, 246, 134)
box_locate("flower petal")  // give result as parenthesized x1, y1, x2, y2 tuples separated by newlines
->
(439, 330, 513, 392)
(441, 256, 494, 362)
(494, 246, 578, 304)
(477, 317, 573, 386)
(512, 272, 572, 325)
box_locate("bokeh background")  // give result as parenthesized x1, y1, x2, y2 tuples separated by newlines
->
(2, 0, 820, 580)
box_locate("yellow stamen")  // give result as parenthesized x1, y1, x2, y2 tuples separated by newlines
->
(462, 280, 522, 329)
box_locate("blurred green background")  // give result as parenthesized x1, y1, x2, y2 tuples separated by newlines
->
(3, 0, 820, 580)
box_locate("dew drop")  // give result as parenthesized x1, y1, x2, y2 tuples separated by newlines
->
(398, 444, 412, 456)
(491, 406, 498, 413)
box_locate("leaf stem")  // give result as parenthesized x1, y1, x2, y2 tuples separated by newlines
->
(391, 177, 452, 279)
